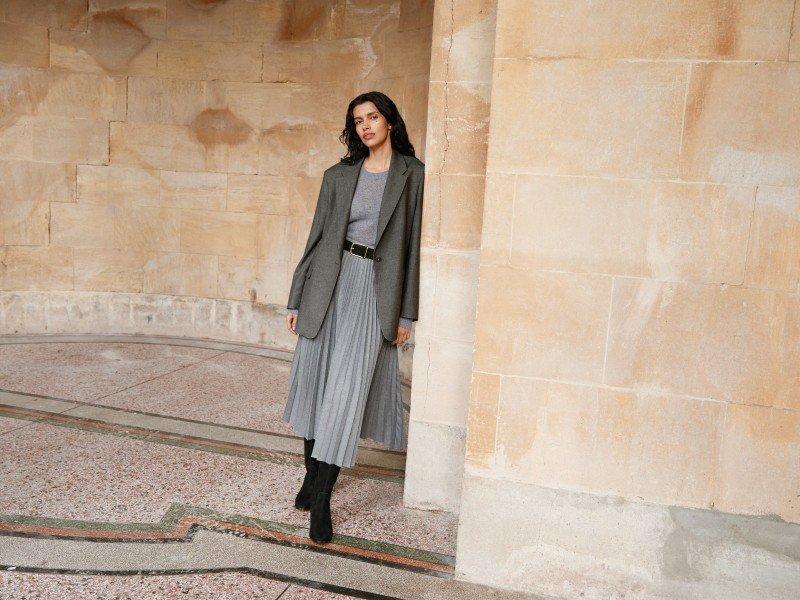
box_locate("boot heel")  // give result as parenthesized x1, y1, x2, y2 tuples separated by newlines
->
(309, 460, 340, 544)
(309, 491, 333, 543)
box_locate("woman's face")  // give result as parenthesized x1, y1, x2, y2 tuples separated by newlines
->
(352, 101, 390, 148)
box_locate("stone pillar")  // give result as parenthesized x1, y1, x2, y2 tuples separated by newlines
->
(403, 0, 497, 513)
(455, 0, 800, 597)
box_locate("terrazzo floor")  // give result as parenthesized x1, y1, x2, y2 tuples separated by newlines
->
(0, 417, 452, 553)
(0, 336, 475, 600)
(0, 571, 357, 599)
(0, 340, 409, 448)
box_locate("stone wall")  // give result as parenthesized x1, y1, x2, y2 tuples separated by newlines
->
(455, 0, 800, 597)
(0, 0, 433, 367)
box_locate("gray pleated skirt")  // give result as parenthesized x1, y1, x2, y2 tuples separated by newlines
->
(282, 247, 408, 468)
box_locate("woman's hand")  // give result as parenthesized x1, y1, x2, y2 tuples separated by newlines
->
(286, 312, 297, 334)
(393, 325, 411, 346)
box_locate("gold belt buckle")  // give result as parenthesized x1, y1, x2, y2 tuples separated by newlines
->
(350, 241, 364, 258)
(347, 240, 368, 258)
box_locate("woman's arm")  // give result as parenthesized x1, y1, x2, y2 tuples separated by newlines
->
(398, 173, 424, 325)
(286, 171, 334, 311)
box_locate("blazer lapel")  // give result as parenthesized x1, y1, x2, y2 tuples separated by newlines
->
(376, 148, 410, 246)
(335, 155, 364, 226)
(335, 148, 410, 247)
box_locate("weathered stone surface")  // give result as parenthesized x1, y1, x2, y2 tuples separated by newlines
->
(143, 252, 218, 297)
(680, 62, 800, 185)
(0, 65, 127, 121)
(457, 473, 800, 599)
(464, 372, 500, 468)
(0, 22, 49, 68)
(605, 278, 800, 410)
(743, 186, 800, 292)
(217, 255, 257, 301)
(495, 0, 795, 60)
(1, 247, 73, 291)
(403, 419, 465, 514)
(50, 13, 158, 75)
(155, 40, 262, 82)
(110, 121, 259, 174)
(0, 160, 75, 246)
(257, 123, 342, 177)
(473, 265, 612, 381)
(511, 175, 755, 285)
(488, 59, 688, 179)
(77, 164, 159, 206)
(73, 247, 148, 292)
(0, 116, 108, 164)
(0, 290, 298, 352)
(89, 0, 167, 40)
(4, 0, 88, 31)
(228, 174, 291, 215)
(180, 209, 258, 258)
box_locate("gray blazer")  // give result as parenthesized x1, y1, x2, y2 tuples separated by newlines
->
(287, 148, 425, 341)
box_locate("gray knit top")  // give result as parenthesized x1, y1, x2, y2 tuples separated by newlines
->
(289, 163, 413, 331)
(346, 165, 389, 247)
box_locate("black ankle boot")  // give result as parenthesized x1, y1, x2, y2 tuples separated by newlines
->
(294, 438, 319, 510)
(309, 460, 340, 544)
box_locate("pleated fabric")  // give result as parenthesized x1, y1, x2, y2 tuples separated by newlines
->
(282, 247, 408, 468)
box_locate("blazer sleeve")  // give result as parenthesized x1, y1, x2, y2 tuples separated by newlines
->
(286, 171, 334, 310)
(399, 172, 424, 323)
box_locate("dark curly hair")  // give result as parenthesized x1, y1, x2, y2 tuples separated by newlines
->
(338, 91, 416, 164)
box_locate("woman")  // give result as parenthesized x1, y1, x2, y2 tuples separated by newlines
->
(282, 91, 425, 544)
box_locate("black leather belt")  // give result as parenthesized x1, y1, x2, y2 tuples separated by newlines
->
(343, 239, 375, 260)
